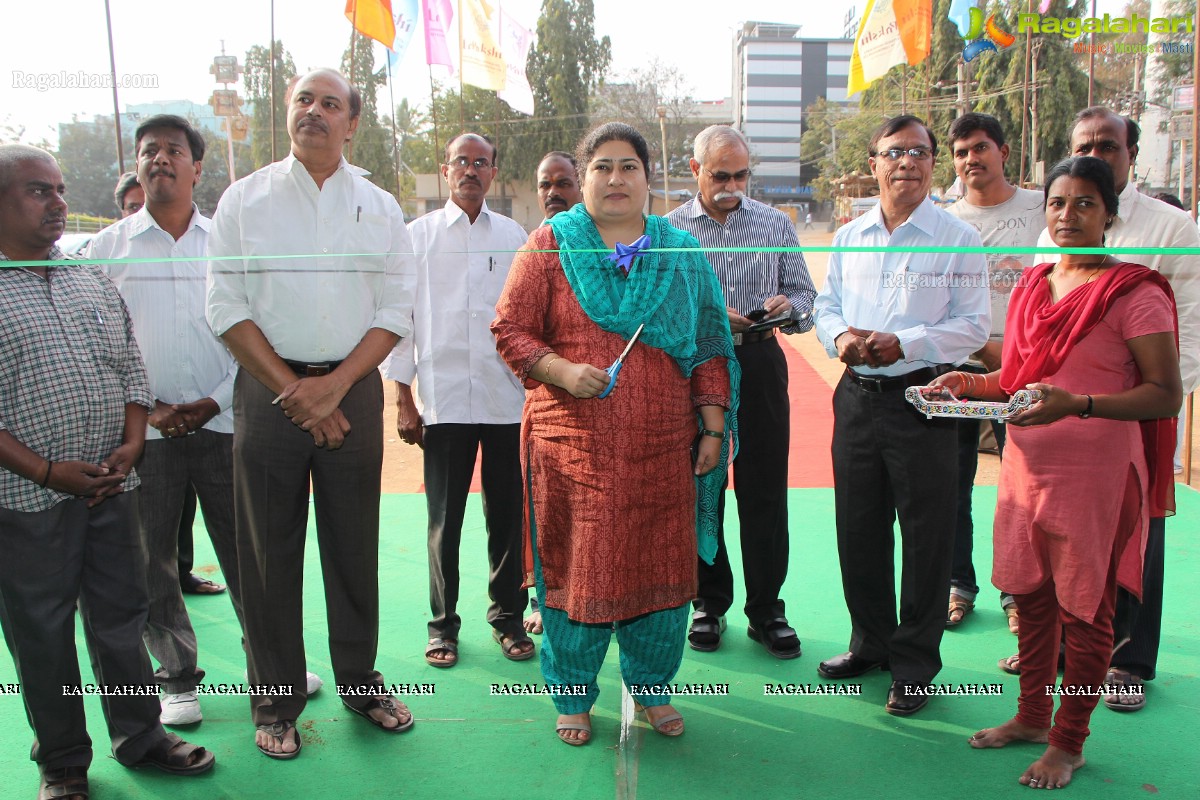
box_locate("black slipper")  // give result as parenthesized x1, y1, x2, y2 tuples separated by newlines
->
(255, 721, 302, 760)
(688, 612, 726, 652)
(39, 765, 89, 800)
(747, 617, 802, 659)
(135, 732, 216, 774)
(342, 696, 414, 733)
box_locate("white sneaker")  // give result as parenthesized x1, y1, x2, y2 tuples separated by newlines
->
(160, 691, 202, 725)
(243, 670, 324, 695)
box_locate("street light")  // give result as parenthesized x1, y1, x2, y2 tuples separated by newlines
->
(657, 105, 670, 212)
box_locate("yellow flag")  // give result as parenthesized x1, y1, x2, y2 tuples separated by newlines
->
(460, 0, 506, 92)
(847, 0, 932, 96)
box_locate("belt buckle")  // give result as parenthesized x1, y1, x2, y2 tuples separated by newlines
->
(856, 373, 884, 392)
(304, 364, 330, 376)
(732, 333, 743, 346)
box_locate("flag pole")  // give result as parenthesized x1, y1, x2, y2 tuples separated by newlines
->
(387, 56, 403, 199)
(429, 66, 443, 202)
(269, 0, 277, 162)
(347, 9, 358, 162)
(103, 0, 125, 173)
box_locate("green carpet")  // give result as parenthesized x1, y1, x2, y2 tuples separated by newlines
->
(1, 488, 1197, 798)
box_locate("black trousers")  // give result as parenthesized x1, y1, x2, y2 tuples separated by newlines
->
(233, 369, 386, 724)
(0, 493, 168, 771)
(831, 372, 958, 684)
(1111, 516, 1165, 679)
(176, 485, 197, 578)
(695, 336, 790, 625)
(423, 422, 526, 640)
(950, 416, 1007, 601)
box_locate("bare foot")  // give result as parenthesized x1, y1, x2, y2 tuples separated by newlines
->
(524, 611, 543, 634)
(969, 717, 1050, 749)
(556, 712, 591, 745)
(1020, 745, 1085, 789)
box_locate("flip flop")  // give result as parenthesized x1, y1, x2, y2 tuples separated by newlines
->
(947, 594, 975, 626)
(342, 696, 415, 732)
(493, 629, 536, 661)
(135, 732, 216, 773)
(180, 573, 226, 595)
(998, 653, 1021, 675)
(255, 721, 301, 760)
(1104, 668, 1146, 712)
(425, 637, 458, 668)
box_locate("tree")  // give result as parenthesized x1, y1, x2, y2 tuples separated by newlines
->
(590, 60, 699, 178)
(521, 0, 611, 177)
(972, 0, 1091, 184)
(1150, 0, 1196, 111)
(800, 98, 887, 202)
(1091, 0, 1152, 116)
(55, 116, 129, 217)
(342, 32, 399, 195)
(243, 41, 296, 169)
(191, 126, 255, 216)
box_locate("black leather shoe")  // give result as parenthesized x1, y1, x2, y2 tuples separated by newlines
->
(886, 680, 930, 716)
(817, 651, 888, 679)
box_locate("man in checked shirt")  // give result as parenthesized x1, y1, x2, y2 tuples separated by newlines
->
(668, 125, 816, 659)
(0, 144, 214, 800)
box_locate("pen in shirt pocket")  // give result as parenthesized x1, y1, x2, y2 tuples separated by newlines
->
(488, 257, 495, 272)
(92, 307, 103, 325)
(357, 206, 362, 222)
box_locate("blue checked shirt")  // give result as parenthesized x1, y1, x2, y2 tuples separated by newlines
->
(667, 196, 816, 333)
(0, 246, 153, 512)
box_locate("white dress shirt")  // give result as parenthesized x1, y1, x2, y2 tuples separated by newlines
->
(206, 154, 415, 361)
(1037, 184, 1200, 393)
(89, 205, 235, 439)
(383, 200, 528, 425)
(814, 198, 991, 376)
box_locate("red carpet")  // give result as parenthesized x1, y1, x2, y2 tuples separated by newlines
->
(781, 341, 835, 488)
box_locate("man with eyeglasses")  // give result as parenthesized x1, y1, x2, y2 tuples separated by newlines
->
(386, 132, 532, 669)
(814, 115, 989, 715)
(667, 124, 816, 659)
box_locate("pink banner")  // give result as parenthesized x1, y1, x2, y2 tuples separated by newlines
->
(422, 0, 455, 70)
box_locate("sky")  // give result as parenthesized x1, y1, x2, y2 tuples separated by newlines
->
(2, 0, 1130, 146)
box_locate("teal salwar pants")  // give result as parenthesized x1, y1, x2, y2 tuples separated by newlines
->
(531, 497, 689, 715)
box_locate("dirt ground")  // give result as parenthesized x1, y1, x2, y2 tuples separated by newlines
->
(377, 228, 1200, 492)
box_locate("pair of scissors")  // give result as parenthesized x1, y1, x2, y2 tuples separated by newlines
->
(597, 324, 644, 399)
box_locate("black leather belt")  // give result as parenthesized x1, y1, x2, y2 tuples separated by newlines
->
(732, 328, 776, 346)
(846, 364, 954, 393)
(283, 359, 344, 377)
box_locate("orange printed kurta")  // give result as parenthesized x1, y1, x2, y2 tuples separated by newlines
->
(492, 226, 730, 623)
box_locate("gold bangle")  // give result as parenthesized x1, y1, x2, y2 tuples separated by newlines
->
(544, 355, 561, 383)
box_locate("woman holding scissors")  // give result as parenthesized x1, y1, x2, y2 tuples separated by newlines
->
(492, 122, 737, 747)
(927, 156, 1180, 789)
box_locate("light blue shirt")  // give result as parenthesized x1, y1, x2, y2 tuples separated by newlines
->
(814, 197, 990, 376)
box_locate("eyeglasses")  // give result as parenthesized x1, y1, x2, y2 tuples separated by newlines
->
(446, 156, 493, 170)
(703, 167, 752, 183)
(872, 147, 933, 162)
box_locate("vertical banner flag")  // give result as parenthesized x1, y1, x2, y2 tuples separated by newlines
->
(389, 0, 421, 67)
(497, 7, 535, 114)
(423, 0, 456, 72)
(346, 0, 397, 48)
(460, 0, 506, 91)
(847, 0, 932, 96)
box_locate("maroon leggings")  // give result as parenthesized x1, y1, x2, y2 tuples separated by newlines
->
(1013, 547, 1121, 755)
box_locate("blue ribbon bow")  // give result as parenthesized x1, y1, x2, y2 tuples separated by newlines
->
(606, 234, 652, 274)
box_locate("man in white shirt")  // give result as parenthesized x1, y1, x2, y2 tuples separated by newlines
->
(1034, 107, 1200, 711)
(944, 113, 1045, 634)
(387, 133, 531, 668)
(206, 69, 417, 758)
(90, 115, 246, 727)
(814, 115, 990, 716)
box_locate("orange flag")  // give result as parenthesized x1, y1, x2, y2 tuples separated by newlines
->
(847, 0, 932, 96)
(346, 0, 397, 49)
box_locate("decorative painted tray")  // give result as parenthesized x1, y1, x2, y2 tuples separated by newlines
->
(904, 387, 1045, 421)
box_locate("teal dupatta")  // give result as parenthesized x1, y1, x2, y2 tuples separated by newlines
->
(548, 203, 740, 564)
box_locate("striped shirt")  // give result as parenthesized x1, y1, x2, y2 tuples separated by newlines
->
(0, 246, 153, 512)
(667, 196, 816, 332)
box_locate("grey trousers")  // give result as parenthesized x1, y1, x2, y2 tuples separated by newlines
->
(233, 369, 386, 724)
(0, 492, 169, 770)
(137, 430, 241, 693)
